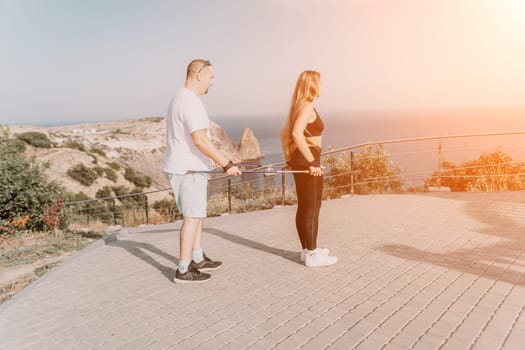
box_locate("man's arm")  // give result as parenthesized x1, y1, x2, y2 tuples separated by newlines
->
(191, 129, 241, 175)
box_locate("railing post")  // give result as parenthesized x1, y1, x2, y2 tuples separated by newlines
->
(438, 142, 443, 188)
(350, 151, 355, 195)
(144, 195, 149, 224)
(281, 173, 286, 206)
(228, 178, 232, 213)
(112, 199, 117, 225)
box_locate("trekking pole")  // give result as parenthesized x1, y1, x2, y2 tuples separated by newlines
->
(186, 168, 309, 175)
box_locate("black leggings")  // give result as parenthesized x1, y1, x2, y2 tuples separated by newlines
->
(293, 172, 323, 250)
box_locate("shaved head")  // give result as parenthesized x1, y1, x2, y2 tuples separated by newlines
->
(186, 59, 211, 80)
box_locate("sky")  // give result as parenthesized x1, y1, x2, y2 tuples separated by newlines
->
(1, 0, 525, 125)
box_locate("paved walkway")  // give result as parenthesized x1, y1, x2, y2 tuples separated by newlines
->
(1, 192, 525, 350)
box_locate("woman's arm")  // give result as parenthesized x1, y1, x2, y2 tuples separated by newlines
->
(291, 104, 317, 164)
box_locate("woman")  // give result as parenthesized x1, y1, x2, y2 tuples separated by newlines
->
(281, 70, 338, 267)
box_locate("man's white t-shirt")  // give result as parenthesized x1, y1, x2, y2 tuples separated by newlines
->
(163, 87, 214, 175)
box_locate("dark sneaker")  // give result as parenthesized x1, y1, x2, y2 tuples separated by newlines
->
(173, 265, 211, 284)
(189, 253, 222, 271)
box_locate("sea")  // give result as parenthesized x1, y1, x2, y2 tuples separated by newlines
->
(35, 107, 525, 188)
(214, 107, 525, 187)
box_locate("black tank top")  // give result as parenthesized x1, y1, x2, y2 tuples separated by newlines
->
(304, 109, 324, 137)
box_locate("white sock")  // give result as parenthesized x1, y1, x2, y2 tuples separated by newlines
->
(178, 260, 190, 273)
(192, 248, 204, 263)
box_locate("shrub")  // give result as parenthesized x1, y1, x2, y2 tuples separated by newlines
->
(104, 167, 118, 182)
(324, 145, 403, 197)
(93, 166, 105, 177)
(88, 154, 98, 164)
(153, 198, 179, 221)
(61, 192, 91, 228)
(16, 131, 52, 148)
(96, 186, 113, 199)
(0, 140, 66, 233)
(0, 138, 26, 153)
(91, 166, 118, 182)
(66, 164, 99, 186)
(425, 150, 525, 192)
(65, 191, 90, 202)
(63, 139, 86, 152)
(129, 187, 146, 204)
(107, 161, 121, 171)
(89, 145, 106, 157)
(124, 167, 152, 188)
(112, 185, 130, 198)
(42, 199, 65, 232)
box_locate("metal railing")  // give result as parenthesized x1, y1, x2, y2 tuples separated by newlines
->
(64, 130, 525, 227)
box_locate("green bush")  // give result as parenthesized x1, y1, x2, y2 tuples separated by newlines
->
(112, 185, 130, 198)
(63, 139, 86, 152)
(0, 138, 26, 153)
(89, 145, 106, 157)
(104, 167, 118, 182)
(425, 150, 525, 192)
(96, 186, 113, 199)
(0, 141, 66, 233)
(153, 198, 180, 221)
(66, 164, 99, 186)
(128, 187, 146, 204)
(91, 166, 118, 182)
(16, 132, 52, 148)
(107, 161, 121, 171)
(124, 167, 152, 188)
(65, 191, 90, 202)
(93, 166, 105, 177)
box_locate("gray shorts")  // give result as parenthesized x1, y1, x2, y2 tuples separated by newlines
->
(167, 173, 208, 218)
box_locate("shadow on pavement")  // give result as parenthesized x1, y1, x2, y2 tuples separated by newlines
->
(204, 228, 302, 265)
(108, 240, 177, 281)
(378, 193, 525, 286)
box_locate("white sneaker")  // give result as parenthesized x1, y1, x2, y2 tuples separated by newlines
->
(304, 251, 338, 267)
(300, 248, 330, 262)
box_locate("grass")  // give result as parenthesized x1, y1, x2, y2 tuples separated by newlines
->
(0, 230, 104, 304)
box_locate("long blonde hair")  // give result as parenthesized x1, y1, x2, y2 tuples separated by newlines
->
(281, 70, 321, 162)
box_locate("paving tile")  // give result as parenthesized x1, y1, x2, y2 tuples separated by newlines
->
(2, 193, 525, 349)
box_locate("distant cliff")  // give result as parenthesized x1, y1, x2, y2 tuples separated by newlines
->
(210, 121, 261, 162)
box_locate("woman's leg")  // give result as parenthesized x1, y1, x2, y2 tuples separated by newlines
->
(309, 175, 323, 249)
(293, 173, 319, 251)
(293, 173, 308, 249)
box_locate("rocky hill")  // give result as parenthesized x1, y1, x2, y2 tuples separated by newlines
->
(7, 117, 262, 202)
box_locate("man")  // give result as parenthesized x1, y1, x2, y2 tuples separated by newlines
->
(164, 59, 241, 284)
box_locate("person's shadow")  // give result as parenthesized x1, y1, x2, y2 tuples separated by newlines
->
(378, 194, 525, 286)
(107, 227, 301, 282)
(108, 239, 178, 280)
(204, 228, 300, 265)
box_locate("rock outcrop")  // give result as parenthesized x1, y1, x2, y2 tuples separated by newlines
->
(238, 128, 261, 160)
(210, 121, 262, 162)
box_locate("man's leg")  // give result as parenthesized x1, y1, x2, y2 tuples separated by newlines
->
(180, 217, 202, 263)
(193, 218, 203, 251)
(174, 216, 210, 283)
(168, 173, 210, 283)
(189, 217, 222, 271)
